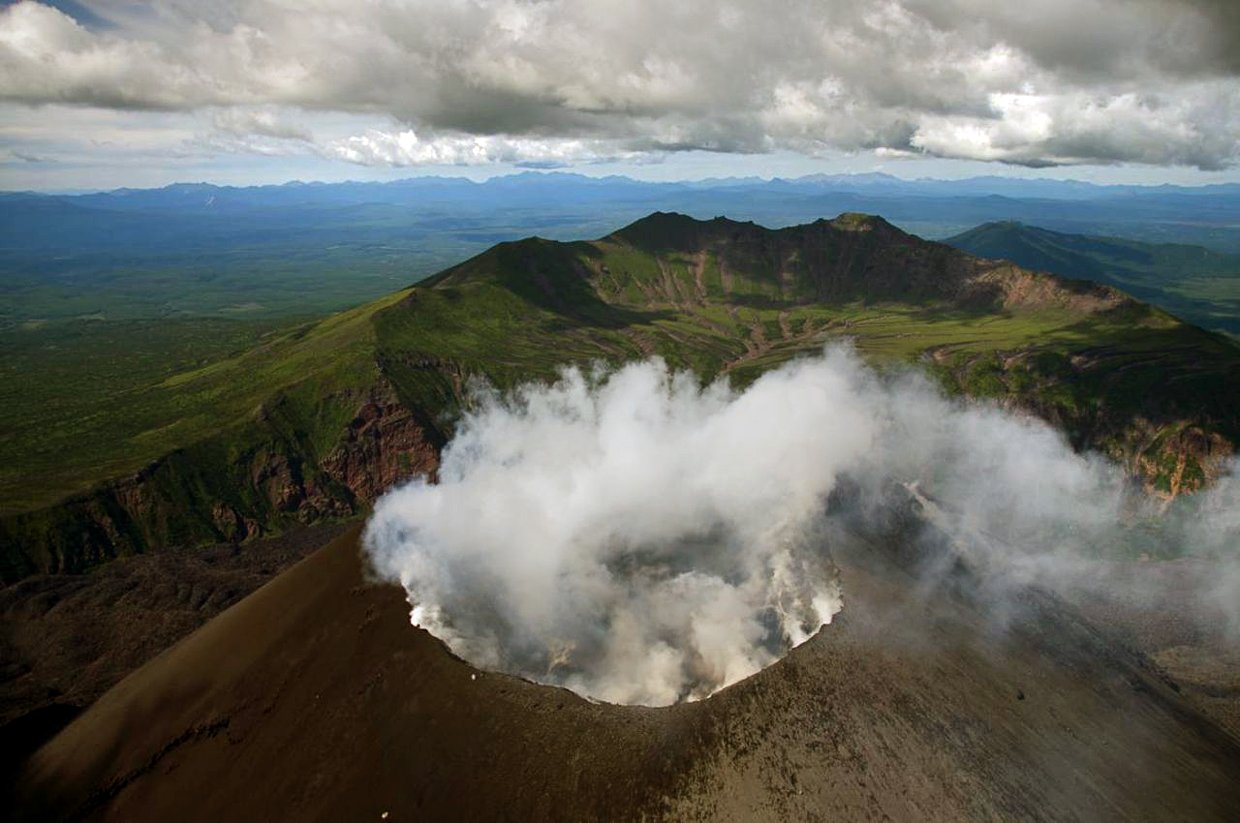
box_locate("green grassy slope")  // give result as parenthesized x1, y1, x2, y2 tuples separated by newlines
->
(0, 302, 394, 515)
(0, 296, 406, 579)
(945, 221, 1240, 336)
(3, 213, 1237, 580)
(1, 319, 280, 513)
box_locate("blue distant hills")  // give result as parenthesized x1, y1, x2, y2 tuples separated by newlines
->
(3, 171, 1237, 327)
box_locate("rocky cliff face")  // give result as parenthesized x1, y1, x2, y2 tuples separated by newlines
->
(0, 381, 441, 581)
(321, 384, 442, 502)
(1126, 422, 1233, 499)
(932, 345, 1237, 498)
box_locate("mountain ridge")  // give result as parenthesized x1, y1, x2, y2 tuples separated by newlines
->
(3, 213, 1237, 581)
(946, 221, 1240, 335)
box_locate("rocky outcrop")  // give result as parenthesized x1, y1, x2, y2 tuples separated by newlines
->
(246, 450, 352, 522)
(210, 502, 260, 542)
(321, 385, 441, 503)
(0, 380, 442, 582)
(931, 346, 1237, 498)
(974, 262, 1129, 313)
(1126, 422, 1233, 500)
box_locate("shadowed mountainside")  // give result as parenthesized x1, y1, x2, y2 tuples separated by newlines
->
(0, 522, 353, 805)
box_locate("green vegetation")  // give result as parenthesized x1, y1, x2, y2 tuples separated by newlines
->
(1, 319, 275, 512)
(3, 212, 1237, 580)
(0, 245, 429, 328)
(0, 293, 418, 517)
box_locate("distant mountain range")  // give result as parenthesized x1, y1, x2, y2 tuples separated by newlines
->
(11, 170, 1240, 203)
(4, 172, 1239, 329)
(5, 174, 1239, 248)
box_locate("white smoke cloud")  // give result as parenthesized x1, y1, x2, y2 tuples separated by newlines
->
(1181, 467, 1240, 635)
(364, 353, 868, 705)
(364, 346, 1240, 705)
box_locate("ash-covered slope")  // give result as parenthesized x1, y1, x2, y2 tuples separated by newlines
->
(12, 525, 1240, 822)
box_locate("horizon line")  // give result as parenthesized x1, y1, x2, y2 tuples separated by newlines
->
(5, 168, 1240, 197)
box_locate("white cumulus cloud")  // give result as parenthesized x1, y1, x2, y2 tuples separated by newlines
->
(0, 0, 1235, 169)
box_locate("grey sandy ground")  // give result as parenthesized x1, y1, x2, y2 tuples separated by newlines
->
(13, 526, 1240, 822)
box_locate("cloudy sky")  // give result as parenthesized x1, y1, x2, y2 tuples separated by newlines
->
(1, 0, 1237, 190)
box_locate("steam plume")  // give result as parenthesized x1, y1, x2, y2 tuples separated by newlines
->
(364, 347, 1239, 705)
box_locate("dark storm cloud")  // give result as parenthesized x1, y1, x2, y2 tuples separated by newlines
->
(0, 0, 1236, 169)
(906, 0, 1240, 79)
(1184, 0, 1240, 71)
